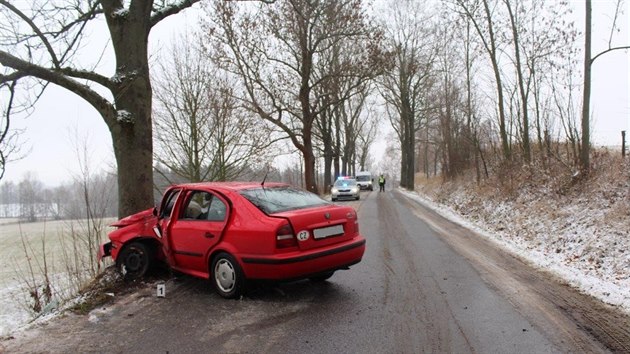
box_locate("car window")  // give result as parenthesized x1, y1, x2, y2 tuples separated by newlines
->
(240, 186, 329, 214)
(334, 179, 357, 187)
(161, 190, 180, 218)
(182, 191, 227, 222)
(356, 176, 370, 181)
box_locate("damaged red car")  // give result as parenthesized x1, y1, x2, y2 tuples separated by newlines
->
(99, 182, 366, 298)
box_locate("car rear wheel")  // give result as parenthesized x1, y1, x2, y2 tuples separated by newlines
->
(309, 271, 334, 282)
(211, 252, 245, 299)
(118, 242, 151, 280)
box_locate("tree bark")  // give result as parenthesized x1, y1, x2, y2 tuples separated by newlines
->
(103, 1, 154, 216)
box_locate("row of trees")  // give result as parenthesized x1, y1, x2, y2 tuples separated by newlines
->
(0, 172, 117, 221)
(161, 0, 627, 192)
(1, 0, 627, 219)
(379, 0, 627, 187)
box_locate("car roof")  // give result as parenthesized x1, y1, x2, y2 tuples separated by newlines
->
(174, 182, 289, 192)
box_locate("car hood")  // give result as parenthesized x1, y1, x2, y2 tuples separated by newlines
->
(111, 208, 155, 228)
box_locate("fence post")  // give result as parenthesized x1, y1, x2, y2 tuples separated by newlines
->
(623, 131, 626, 158)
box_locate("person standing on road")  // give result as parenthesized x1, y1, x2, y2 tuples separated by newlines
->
(378, 174, 386, 192)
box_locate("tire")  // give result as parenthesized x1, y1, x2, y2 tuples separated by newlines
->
(118, 242, 151, 280)
(332, 197, 337, 202)
(309, 271, 334, 282)
(356, 195, 360, 200)
(211, 252, 245, 299)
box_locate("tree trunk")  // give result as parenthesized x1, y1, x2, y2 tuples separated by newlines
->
(580, 0, 592, 173)
(506, 0, 531, 162)
(105, 1, 154, 217)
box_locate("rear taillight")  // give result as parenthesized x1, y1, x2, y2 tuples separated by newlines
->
(276, 222, 297, 249)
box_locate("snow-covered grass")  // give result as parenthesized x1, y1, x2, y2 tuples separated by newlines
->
(0, 218, 115, 337)
(405, 150, 630, 314)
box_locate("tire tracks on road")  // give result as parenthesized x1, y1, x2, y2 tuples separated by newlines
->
(396, 190, 630, 353)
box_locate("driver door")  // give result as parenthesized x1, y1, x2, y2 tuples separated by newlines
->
(169, 190, 230, 275)
(157, 188, 182, 266)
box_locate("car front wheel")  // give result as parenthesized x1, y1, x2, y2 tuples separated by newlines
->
(118, 242, 151, 280)
(211, 252, 245, 299)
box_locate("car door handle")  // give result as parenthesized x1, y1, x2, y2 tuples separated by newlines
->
(205, 232, 215, 238)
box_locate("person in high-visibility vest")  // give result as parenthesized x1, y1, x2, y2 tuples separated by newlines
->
(378, 174, 386, 192)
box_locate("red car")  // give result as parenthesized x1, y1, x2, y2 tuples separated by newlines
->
(99, 182, 366, 298)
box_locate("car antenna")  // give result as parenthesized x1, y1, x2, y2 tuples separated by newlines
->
(261, 168, 269, 187)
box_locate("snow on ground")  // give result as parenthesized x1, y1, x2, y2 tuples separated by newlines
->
(0, 218, 113, 337)
(400, 166, 630, 314)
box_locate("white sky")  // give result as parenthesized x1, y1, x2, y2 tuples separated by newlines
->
(2, 1, 629, 186)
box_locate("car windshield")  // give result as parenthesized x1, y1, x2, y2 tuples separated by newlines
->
(240, 186, 329, 214)
(334, 179, 357, 187)
(356, 175, 370, 181)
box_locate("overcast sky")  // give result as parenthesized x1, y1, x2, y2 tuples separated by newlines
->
(2, 0, 629, 186)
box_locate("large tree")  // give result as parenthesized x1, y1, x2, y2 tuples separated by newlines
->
(0, 0, 201, 217)
(153, 35, 276, 183)
(581, 0, 629, 173)
(454, 0, 511, 161)
(378, 0, 437, 190)
(209, 0, 382, 193)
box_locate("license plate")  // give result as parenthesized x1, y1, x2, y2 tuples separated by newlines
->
(313, 225, 344, 239)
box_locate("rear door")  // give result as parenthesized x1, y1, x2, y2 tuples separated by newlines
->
(169, 190, 230, 273)
(275, 205, 359, 251)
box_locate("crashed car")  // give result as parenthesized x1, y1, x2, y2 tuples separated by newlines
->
(99, 182, 366, 298)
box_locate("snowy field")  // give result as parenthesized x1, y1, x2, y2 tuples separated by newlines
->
(0, 219, 113, 337)
(400, 188, 630, 315)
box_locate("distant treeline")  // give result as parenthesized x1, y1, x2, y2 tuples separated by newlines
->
(0, 163, 319, 221)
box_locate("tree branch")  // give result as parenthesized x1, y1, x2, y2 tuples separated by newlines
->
(0, 51, 116, 126)
(0, 0, 61, 67)
(591, 46, 630, 64)
(55, 67, 115, 90)
(150, 0, 201, 28)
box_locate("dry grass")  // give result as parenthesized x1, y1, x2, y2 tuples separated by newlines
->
(414, 150, 630, 310)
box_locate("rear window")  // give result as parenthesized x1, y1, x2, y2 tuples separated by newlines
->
(356, 175, 371, 181)
(240, 186, 329, 214)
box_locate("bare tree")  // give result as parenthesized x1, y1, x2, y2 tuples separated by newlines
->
(580, 0, 629, 173)
(355, 104, 379, 172)
(153, 35, 275, 184)
(209, 0, 383, 192)
(453, 0, 511, 161)
(0, 81, 24, 180)
(18, 172, 44, 222)
(378, 0, 437, 189)
(0, 0, 204, 217)
(313, 32, 383, 188)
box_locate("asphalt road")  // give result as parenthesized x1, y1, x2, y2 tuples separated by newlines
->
(2, 189, 629, 353)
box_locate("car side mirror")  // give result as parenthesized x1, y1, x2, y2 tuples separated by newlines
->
(152, 207, 158, 217)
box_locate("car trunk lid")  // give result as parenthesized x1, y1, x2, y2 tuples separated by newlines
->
(273, 205, 358, 251)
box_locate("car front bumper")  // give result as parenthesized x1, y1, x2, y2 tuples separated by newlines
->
(331, 190, 360, 199)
